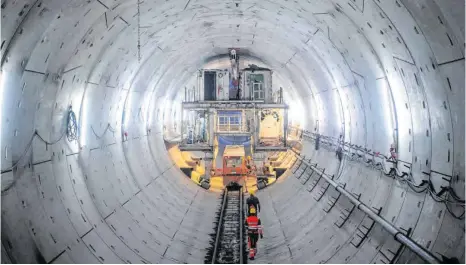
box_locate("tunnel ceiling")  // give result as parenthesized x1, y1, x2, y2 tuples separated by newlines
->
(1, 0, 465, 264)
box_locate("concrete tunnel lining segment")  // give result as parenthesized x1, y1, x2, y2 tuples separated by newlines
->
(0, 0, 464, 263)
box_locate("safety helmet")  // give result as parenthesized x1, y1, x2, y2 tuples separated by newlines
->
(249, 190, 255, 196)
(249, 207, 256, 214)
(247, 156, 252, 160)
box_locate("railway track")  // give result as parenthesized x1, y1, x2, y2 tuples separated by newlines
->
(205, 182, 246, 264)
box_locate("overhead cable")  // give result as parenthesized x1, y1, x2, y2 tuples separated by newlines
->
(299, 130, 465, 219)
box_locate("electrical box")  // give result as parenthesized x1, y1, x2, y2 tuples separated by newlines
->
(216, 70, 230, 100)
(242, 67, 273, 102)
(198, 65, 273, 102)
(198, 69, 230, 101)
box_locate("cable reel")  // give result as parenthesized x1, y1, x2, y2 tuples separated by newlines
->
(67, 106, 78, 142)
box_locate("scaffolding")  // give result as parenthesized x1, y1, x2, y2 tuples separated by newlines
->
(179, 100, 289, 152)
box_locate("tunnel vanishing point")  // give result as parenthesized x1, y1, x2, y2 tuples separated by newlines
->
(0, 0, 465, 264)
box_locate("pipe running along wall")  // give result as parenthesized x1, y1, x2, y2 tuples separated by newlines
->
(0, 0, 464, 264)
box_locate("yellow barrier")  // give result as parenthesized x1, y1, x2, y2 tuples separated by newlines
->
(191, 171, 202, 185)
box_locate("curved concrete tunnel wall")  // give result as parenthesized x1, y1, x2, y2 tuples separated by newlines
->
(0, 0, 464, 264)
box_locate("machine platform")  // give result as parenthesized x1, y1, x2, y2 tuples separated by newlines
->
(182, 100, 288, 110)
(178, 144, 213, 152)
(254, 146, 289, 152)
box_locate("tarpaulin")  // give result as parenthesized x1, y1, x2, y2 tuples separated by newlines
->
(218, 136, 251, 146)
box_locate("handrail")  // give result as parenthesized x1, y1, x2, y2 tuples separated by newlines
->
(297, 129, 465, 213)
(292, 150, 441, 264)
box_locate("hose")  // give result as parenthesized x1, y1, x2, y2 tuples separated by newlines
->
(1, 133, 36, 174)
(36, 129, 67, 145)
(300, 130, 465, 219)
(91, 123, 114, 139)
(1, 106, 79, 194)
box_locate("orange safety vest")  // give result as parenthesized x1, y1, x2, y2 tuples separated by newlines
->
(246, 216, 262, 234)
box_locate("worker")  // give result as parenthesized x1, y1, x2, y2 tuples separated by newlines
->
(246, 156, 252, 174)
(246, 190, 260, 215)
(245, 207, 263, 260)
(263, 163, 272, 176)
(236, 87, 241, 100)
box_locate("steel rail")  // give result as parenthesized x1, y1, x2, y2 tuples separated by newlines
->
(292, 151, 441, 264)
(239, 187, 243, 264)
(212, 189, 229, 264)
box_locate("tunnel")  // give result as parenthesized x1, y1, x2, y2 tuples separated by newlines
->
(0, 0, 464, 264)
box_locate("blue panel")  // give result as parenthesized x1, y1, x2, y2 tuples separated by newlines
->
(217, 110, 242, 115)
(218, 136, 251, 146)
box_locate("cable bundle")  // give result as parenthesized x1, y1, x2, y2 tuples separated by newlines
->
(67, 106, 78, 142)
(300, 130, 465, 219)
(2, 106, 79, 193)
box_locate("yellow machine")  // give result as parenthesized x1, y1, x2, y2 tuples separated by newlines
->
(222, 145, 247, 175)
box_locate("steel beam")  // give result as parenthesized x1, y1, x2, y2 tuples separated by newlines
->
(182, 101, 288, 110)
(178, 145, 213, 151)
(255, 146, 288, 152)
